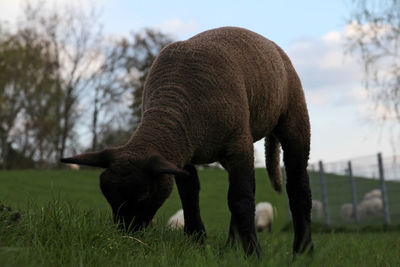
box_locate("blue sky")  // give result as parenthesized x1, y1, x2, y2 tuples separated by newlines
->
(101, 0, 349, 47)
(1, 0, 397, 164)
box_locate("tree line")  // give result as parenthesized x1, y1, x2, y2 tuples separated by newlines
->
(1, 0, 399, 169)
(0, 2, 173, 169)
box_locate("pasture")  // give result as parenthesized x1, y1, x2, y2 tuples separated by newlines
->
(1, 169, 399, 266)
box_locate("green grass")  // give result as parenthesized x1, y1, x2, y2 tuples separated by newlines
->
(0, 169, 400, 266)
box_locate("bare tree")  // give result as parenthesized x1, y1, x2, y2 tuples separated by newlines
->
(0, 35, 25, 169)
(345, 0, 400, 122)
(121, 29, 174, 125)
(84, 29, 174, 151)
(18, 2, 106, 161)
(86, 37, 131, 151)
(1, 2, 175, 168)
(0, 28, 58, 169)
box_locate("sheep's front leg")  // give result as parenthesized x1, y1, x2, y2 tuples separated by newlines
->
(227, 216, 239, 245)
(174, 164, 206, 242)
(226, 165, 261, 257)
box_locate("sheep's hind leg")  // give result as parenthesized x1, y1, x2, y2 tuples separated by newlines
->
(223, 148, 262, 257)
(283, 145, 313, 256)
(275, 114, 313, 257)
(174, 164, 206, 242)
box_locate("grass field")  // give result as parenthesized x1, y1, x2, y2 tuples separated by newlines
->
(1, 169, 400, 266)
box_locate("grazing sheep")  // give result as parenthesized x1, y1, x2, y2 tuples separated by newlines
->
(363, 189, 381, 201)
(172, 203, 275, 232)
(311, 200, 323, 219)
(358, 197, 383, 218)
(341, 203, 354, 221)
(167, 209, 185, 230)
(341, 196, 383, 221)
(255, 202, 274, 232)
(68, 164, 80, 170)
(61, 27, 312, 257)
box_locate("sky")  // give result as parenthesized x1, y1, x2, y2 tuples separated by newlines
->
(0, 0, 397, 165)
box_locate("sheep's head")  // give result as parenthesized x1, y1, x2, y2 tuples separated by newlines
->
(61, 149, 188, 232)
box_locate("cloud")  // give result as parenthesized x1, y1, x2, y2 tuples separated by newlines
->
(321, 31, 341, 44)
(156, 18, 199, 39)
(284, 28, 400, 164)
(287, 31, 364, 107)
(344, 20, 393, 42)
(0, 0, 22, 24)
(289, 29, 399, 124)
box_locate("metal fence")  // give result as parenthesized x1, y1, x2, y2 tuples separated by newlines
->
(290, 153, 400, 226)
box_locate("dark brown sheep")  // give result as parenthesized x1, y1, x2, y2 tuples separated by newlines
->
(61, 27, 313, 257)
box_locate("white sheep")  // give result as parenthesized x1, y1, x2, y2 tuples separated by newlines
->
(167, 209, 184, 230)
(311, 200, 323, 219)
(358, 197, 383, 218)
(341, 203, 355, 221)
(255, 202, 274, 232)
(363, 189, 381, 201)
(68, 164, 80, 170)
(341, 195, 384, 221)
(168, 203, 275, 233)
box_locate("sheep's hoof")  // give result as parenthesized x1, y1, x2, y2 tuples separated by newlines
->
(292, 242, 314, 261)
(226, 232, 238, 247)
(242, 235, 262, 258)
(185, 228, 207, 243)
(191, 231, 207, 243)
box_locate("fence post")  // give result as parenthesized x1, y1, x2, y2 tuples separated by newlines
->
(347, 161, 359, 224)
(282, 168, 292, 220)
(377, 153, 391, 226)
(319, 161, 330, 226)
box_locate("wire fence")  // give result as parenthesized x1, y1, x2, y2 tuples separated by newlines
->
(293, 153, 400, 226)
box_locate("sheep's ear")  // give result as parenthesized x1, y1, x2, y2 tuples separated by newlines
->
(60, 149, 113, 168)
(147, 156, 189, 177)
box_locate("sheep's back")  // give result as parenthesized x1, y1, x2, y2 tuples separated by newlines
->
(142, 27, 297, 162)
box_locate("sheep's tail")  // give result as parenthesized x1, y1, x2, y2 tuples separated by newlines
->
(264, 134, 282, 193)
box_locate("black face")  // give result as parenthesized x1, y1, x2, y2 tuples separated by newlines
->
(61, 150, 186, 232)
(99, 166, 174, 232)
